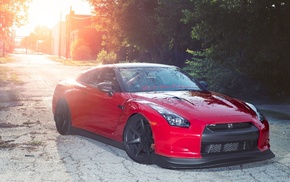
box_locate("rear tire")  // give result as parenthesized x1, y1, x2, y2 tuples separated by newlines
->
(123, 114, 154, 164)
(54, 99, 72, 135)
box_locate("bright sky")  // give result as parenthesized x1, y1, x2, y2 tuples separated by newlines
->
(16, 0, 92, 36)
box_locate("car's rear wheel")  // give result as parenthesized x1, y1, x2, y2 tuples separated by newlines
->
(54, 99, 72, 135)
(123, 114, 154, 164)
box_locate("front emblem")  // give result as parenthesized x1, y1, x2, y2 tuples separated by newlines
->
(228, 123, 233, 129)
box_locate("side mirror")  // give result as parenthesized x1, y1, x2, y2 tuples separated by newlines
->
(199, 81, 208, 89)
(97, 82, 114, 96)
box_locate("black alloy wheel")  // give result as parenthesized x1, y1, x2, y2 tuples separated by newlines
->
(123, 114, 154, 164)
(54, 99, 72, 135)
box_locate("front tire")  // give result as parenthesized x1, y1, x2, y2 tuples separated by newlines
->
(123, 114, 154, 164)
(54, 99, 72, 135)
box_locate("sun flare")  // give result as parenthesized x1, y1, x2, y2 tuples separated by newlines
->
(28, 0, 63, 27)
(17, 0, 92, 36)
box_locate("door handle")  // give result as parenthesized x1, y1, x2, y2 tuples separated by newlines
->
(118, 105, 124, 110)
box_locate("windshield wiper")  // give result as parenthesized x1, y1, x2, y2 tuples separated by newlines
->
(173, 88, 200, 91)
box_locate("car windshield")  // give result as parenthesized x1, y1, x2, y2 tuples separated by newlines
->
(119, 66, 203, 92)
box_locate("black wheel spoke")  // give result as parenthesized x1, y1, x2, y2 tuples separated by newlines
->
(123, 114, 154, 164)
(139, 119, 146, 134)
(143, 142, 151, 155)
(129, 125, 141, 137)
(135, 144, 144, 157)
(127, 138, 141, 145)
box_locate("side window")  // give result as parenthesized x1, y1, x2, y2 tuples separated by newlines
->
(77, 68, 120, 91)
(77, 68, 101, 85)
(97, 68, 120, 92)
(98, 69, 114, 82)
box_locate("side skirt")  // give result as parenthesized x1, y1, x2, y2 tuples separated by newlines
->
(71, 127, 125, 150)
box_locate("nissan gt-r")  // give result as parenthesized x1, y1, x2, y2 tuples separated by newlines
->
(52, 63, 274, 169)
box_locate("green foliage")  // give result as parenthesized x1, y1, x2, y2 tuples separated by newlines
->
(86, 0, 122, 51)
(185, 56, 264, 100)
(78, 27, 103, 59)
(0, 0, 29, 37)
(0, 0, 29, 55)
(118, 0, 158, 52)
(184, 0, 290, 99)
(21, 25, 51, 53)
(70, 39, 92, 60)
(87, 0, 196, 65)
(96, 49, 116, 64)
(153, 0, 197, 66)
(86, 0, 290, 100)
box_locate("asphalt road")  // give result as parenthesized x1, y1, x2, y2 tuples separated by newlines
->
(0, 54, 289, 182)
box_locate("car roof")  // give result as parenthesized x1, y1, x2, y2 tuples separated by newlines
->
(95, 62, 176, 69)
(79, 63, 178, 77)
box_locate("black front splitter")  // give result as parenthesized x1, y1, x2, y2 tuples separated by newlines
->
(153, 149, 275, 169)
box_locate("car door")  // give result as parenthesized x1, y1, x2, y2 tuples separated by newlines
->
(69, 69, 98, 129)
(82, 68, 125, 137)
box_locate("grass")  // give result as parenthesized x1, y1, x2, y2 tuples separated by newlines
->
(48, 55, 98, 66)
(0, 56, 14, 64)
(0, 56, 23, 85)
(0, 66, 23, 85)
(0, 56, 22, 106)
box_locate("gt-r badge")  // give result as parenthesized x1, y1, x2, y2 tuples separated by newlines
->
(228, 123, 233, 129)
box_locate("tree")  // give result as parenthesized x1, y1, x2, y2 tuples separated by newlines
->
(184, 0, 290, 99)
(70, 39, 92, 60)
(85, 0, 290, 99)
(153, 0, 197, 66)
(78, 27, 103, 59)
(22, 25, 51, 53)
(0, 0, 29, 35)
(118, 0, 159, 58)
(86, 0, 123, 51)
(86, 0, 196, 65)
(0, 0, 30, 55)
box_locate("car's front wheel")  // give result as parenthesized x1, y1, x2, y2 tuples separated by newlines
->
(54, 99, 72, 135)
(123, 114, 154, 164)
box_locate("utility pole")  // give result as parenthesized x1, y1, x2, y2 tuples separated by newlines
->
(66, 6, 73, 59)
(2, 41, 4, 57)
(59, 11, 62, 58)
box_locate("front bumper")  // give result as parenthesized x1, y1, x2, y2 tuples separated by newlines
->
(154, 149, 275, 169)
(153, 121, 274, 169)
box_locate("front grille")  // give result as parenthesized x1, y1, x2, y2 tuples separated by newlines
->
(201, 140, 257, 154)
(201, 122, 259, 156)
(207, 122, 252, 131)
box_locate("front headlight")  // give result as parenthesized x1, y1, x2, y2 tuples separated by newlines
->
(149, 104, 190, 127)
(246, 102, 265, 122)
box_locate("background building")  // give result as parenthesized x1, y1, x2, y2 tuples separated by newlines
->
(51, 22, 66, 58)
(50, 9, 91, 59)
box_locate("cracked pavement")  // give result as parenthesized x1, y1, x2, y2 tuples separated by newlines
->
(0, 54, 289, 182)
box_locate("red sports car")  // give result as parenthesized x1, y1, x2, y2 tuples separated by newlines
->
(52, 63, 274, 168)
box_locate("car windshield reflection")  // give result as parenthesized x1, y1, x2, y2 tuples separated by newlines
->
(119, 67, 202, 92)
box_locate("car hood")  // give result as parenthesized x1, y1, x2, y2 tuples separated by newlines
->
(130, 91, 255, 122)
